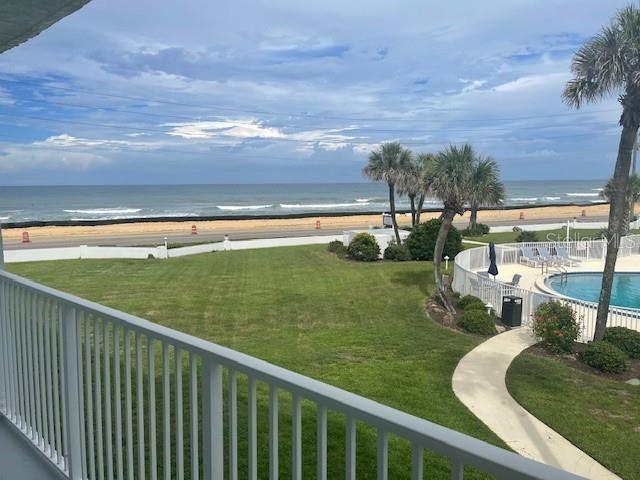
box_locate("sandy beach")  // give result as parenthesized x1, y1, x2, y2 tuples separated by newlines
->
(0, 203, 613, 245)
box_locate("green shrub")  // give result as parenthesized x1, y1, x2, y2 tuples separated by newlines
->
(532, 302, 580, 353)
(405, 219, 462, 261)
(604, 327, 640, 359)
(461, 223, 490, 237)
(347, 233, 380, 262)
(383, 244, 412, 261)
(582, 341, 628, 373)
(334, 245, 348, 258)
(327, 240, 344, 253)
(457, 295, 486, 310)
(512, 226, 522, 232)
(515, 230, 538, 243)
(459, 309, 497, 336)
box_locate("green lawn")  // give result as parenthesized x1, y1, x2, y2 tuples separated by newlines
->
(465, 227, 640, 245)
(507, 353, 640, 480)
(464, 228, 609, 245)
(9, 245, 503, 479)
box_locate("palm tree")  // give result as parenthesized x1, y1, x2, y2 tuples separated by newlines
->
(363, 142, 411, 243)
(430, 144, 474, 310)
(600, 173, 640, 233)
(563, 5, 640, 341)
(414, 153, 436, 225)
(396, 154, 421, 225)
(467, 157, 505, 231)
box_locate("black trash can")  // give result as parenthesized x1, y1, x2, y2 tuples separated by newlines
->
(502, 296, 522, 327)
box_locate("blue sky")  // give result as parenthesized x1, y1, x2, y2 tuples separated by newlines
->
(0, 0, 631, 185)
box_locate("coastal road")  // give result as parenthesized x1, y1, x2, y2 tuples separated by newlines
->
(2, 215, 609, 250)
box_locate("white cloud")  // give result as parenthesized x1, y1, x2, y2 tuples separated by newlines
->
(163, 119, 361, 150)
(0, 144, 110, 172)
(40, 134, 160, 150)
(492, 73, 568, 93)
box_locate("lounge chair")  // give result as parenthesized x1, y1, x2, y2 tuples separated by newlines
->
(535, 246, 557, 265)
(519, 246, 545, 267)
(551, 245, 577, 266)
(508, 273, 522, 286)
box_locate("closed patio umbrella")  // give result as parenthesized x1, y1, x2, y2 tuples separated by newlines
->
(488, 242, 498, 278)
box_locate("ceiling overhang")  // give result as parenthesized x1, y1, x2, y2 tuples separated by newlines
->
(0, 0, 91, 54)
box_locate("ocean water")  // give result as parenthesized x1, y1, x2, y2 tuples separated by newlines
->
(0, 180, 606, 223)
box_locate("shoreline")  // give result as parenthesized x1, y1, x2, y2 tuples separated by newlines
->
(0, 202, 614, 244)
(1, 201, 608, 229)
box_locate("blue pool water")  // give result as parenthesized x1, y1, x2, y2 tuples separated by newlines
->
(545, 272, 640, 309)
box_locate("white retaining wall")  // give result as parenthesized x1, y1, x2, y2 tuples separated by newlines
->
(3, 235, 345, 263)
(5, 245, 167, 263)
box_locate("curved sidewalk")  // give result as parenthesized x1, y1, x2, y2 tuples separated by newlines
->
(452, 328, 620, 480)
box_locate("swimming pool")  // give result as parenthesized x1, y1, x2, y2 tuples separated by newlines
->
(545, 272, 640, 309)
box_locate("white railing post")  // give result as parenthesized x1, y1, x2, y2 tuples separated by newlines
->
(202, 360, 223, 479)
(0, 223, 4, 270)
(61, 304, 84, 480)
(0, 279, 6, 415)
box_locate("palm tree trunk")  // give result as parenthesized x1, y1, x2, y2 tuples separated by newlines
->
(468, 203, 479, 230)
(388, 183, 401, 244)
(594, 121, 639, 340)
(415, 194, 425, 225)
(409, 194, 416, 226)
(434, 210, 455, 313)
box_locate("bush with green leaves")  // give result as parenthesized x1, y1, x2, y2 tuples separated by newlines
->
(405, 219, 462, 261)
(457, 295, 486, 310)
(459, 309, 497, 336)
(461, 223, 490, 237)
(327, 240, 344, 253)
(532, 302, 580, 353)
(334, 245, 348, 258)
(604, 327, 640, 359)
(347, 233, 380, 262)
(582, 341, 628, 373)
(515, 230, 538, 243)
(383, 244, 412, 261)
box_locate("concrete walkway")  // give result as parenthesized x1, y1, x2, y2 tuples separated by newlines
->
(452, 328, 620, 480)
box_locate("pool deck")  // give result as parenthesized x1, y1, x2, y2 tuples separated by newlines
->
(494, 254, 640, 294)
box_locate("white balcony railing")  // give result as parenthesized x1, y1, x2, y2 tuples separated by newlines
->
(0, 268, 582, 479)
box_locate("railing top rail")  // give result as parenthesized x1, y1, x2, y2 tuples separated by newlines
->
(0, 268, 581, 479)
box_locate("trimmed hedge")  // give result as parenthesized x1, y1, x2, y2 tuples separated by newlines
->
(459, 309, 497, 336)
(604, 327, 640, 359)
(457, 295, 485, 310)
(405, 219, 462, 261)
(582, 341, 628, 373)
(532, 302, 580, 354)
(515, 230, 538, 243)
(334, 245, 348, 258)
(347, 233, 380, 262)
(327, 240, 344, 253)
(383, 244, 412, 261)
(461, 223, 490, 237)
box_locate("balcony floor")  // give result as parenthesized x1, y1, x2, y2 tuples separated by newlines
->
(0, 416, 62, 479)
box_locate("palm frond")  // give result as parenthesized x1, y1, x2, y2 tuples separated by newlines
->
(468, 156, 505, 208)
(363, 142, 410, 185)
(430, 144, 475, 214)
(563, 6, 640, 108)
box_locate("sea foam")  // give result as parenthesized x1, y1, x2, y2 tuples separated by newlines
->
(565, 193, 600, 197)
(64, 208, 142, 214)
(280, 202, 368, 209)
(217, 205, 272, 211)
